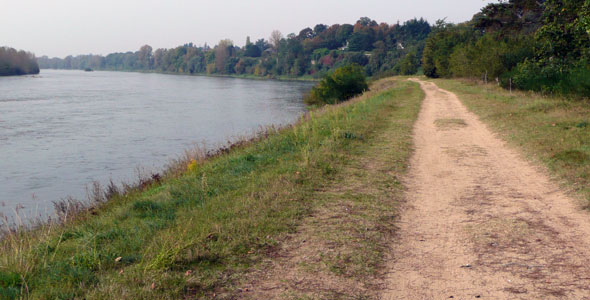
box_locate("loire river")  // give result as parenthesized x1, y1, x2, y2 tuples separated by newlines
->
(0, 70, 312, 220)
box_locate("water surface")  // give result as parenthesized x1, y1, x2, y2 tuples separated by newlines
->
(0, 70, 312, 219)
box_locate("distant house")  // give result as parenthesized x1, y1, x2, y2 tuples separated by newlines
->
(339, 41, 349, 51)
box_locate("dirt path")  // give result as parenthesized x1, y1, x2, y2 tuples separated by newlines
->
(383, 80, 590, 299)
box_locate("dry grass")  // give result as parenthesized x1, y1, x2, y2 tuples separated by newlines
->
(434, 118, 467, 130)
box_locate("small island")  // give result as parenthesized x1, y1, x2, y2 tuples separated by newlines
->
(0, 46, 40, 76)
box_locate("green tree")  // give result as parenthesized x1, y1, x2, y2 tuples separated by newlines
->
(399, 51, 419, 75)
(422, 22, 478, 78)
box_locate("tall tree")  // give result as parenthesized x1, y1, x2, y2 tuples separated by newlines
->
(215, 39, 233, 73)
(137, 45, 153, 69)
(269, 30, 283, 50)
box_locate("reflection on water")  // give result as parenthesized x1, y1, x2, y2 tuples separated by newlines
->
(0, 70, 312, 219)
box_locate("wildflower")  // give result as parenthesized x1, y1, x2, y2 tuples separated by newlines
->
(187, 159, 197, 172)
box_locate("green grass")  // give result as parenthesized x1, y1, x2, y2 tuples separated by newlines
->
(240, 78, 424, 299)
(431, 78, 590, 205)
(0, 78, 423, 299)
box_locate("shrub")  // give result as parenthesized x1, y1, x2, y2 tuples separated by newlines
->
(304, 64, 368, 105)
(511, 60, 590, 98)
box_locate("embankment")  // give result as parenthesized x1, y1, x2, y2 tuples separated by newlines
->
(0, 78, 423, 299)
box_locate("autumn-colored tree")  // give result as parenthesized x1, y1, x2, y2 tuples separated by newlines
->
(269, 30, 283, 50)
(137, 45, 153, 69)
(35, 17, 434, 79)
(215, 39, 233, 73)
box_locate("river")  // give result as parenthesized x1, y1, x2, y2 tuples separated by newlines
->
(0, 70, 312, 220)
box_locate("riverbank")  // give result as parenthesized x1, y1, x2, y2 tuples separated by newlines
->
(39, 68, 319, 82)
(0, 78, 423, 298)
(431, 79, 590, 206)
(0, 70, 311, 218)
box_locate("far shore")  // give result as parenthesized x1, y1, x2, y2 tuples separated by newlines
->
(39, 67, 320, 82)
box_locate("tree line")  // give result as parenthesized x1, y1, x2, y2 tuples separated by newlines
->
(0, 47, 40, 76)
(422, 0, 589, 97)
(37, 17, 431, 78)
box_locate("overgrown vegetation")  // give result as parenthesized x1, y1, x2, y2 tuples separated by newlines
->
(37, 17, 430, 78)
(304, 64, 368, 105)
(433, 78, 590, 206)
(422, 0, 589, 97)
(0, 78, 422, 299)
(0, 47, 39, 76)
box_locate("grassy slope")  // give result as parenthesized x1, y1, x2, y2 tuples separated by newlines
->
(432, 79, 590, 205)
(242, 79, 424, 299)
(0, 79, 423, 299)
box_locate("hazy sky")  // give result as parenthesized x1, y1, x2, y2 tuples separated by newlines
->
(2, 0, 496, 58)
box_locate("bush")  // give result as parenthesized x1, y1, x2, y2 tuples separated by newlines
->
(304, 64, 368, 105)
(511, 60, 590, 97)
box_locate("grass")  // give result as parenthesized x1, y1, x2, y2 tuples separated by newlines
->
(240, 78, 424, 299)
(0, 78, 423, 299)
(431, 78, 590, 205)
(434, 118, 467, 130)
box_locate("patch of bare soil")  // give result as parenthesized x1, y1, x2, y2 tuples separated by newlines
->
(383, 80, 590, 299)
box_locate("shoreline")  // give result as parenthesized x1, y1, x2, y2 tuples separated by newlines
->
(39, 67, 320, 82)
(0, 71, 312, 224)
(0, 77, 422, 298)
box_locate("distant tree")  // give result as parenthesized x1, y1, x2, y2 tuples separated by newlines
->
(244, 36, 262, 57)
(399, 51, 419, 75)
(244, 44, 261, 57)
(137, 45, 153, 69)
(343, 52, 369, 66)
(35, 17, 432, 80)
(298, 27, 314, 40)
(348, 30, 375, 51)
(336, 24, 354, 46)
(366, 40, 387, 75)
(215, 39, 233, 73)
(255, 39, 270, 52)
(0, 47, 40, 76)
(314, 24, 328, 35)
(357, 17, 378, 27)
(270, 30, 283, 50)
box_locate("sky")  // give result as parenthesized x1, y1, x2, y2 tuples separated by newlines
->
(1, 0, 497, 58)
